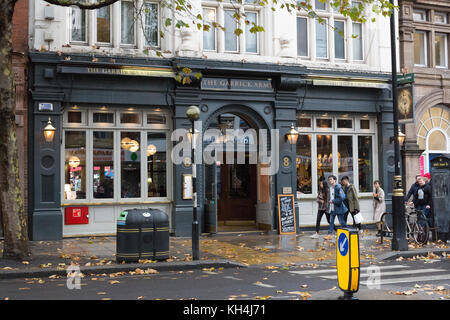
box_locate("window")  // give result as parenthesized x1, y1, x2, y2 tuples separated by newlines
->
(414, 31, 427, 66)
(315, 0, 326, 11)
(68, 111, 82, 124)
(63, 108, 170, 203)
(93, 131, 114, 199)
(435, 12, 448, 24)
(338, 136, 353, 183)
(203, 8, 216, 51)
(297, 17, 308, 57)
(296, 114, 377, 196)
(435, 33, 448, 68)
(352, 23, 363, 61)
(71, 7, 86, 42)
(64, 131, 86, 200)
(296, 135, 312, 194)
(97, 6, 111, 44)
(121, 0, 135, 45)
(144, 2, 159, 47)
(121, 131, 141, 198)
(147, 133, 167, 197)
(316, 19, 328, 59)
(245, 11, 258, 53)
(317, 135, 333, 181)
(334, 20, 345, 59)
(224, 10, 238, 52)
(358, 136, 373, 192)
(413, 10, 427, 22)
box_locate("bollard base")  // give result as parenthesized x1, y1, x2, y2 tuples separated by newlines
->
(338, 291, 358, 300)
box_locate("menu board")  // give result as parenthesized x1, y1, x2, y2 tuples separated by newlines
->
(278, 194, 296, 234)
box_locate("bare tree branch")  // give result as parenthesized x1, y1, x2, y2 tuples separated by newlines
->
(43, 0, 120, 10)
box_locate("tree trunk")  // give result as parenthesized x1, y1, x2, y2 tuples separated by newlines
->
(0, 0, 30, 260)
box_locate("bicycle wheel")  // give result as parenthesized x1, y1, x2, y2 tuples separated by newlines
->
(380, 212, 393, 236)
(413, 220, 429, 245)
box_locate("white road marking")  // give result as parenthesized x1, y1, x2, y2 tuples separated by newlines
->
(289, 264, 409, 275)
(223, 276, 243, 281)
(320, 268, 446, 280)
(361, 274, 450, 286)
(253, 282, 276, 288)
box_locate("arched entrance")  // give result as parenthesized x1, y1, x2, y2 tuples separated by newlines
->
(203, 106, 272, 233)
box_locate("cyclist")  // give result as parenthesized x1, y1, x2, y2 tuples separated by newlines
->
(405, 174, 421, 205)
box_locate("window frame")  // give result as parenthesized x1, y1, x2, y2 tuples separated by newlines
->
(413, 9, 428, 22)
(435, 12, 448, 24)
(202, 6, 218, 52)
(120, 0, 137, 47)
(334, 19, 347, 60)
(414, 30, 428, 67)
(435, 32, 448, 68)
(95, 5, 113, 46)
(70, 6, 88, 44)
(315, 17, 329, 60)
(297, 16, 310, 58)
(62, 107, 172, 204)
(352, 22, 364, 61)
(143, 1, 161, 49)
(295, 114, 377, 198)
(223, 8, 240, 53)
(244, 10, 259, 54)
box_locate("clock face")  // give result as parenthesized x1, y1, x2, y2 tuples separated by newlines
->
(398, 89, 412, 118)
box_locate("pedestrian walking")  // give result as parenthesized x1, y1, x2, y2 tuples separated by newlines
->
(324, 175, 348, 240)
(311, 176, 331, 239)
(414, 176, 433, 227)
(341, 176, 362, 231)
(373, 180, 386, 236)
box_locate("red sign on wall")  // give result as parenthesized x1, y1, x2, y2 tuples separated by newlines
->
(65, 207, 89, 225)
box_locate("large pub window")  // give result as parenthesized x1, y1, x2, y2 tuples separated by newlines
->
(62, 107, 170, 203)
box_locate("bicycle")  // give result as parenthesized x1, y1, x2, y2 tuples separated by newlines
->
(380, 203, 429, 245)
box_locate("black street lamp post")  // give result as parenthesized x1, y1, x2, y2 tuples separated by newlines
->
(390, 0, 408, 251)
(186, 106, 201, 260)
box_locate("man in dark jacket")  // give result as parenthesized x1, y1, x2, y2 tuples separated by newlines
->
(324, 175, 348, 240)
(341, 176, 361, 231)
(405, 175, 421, 205)
(414, 176, 433, 227)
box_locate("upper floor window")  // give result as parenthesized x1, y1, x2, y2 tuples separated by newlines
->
(202, 3, 260, 55)
(71, 7, 87, 43)
(69, 1, 160, 49)
(97, 6, 112, 44)
(413, 9, 427, 22)
(316, 18, 328, 59)
(352, 23, 363, 61)
(414, 31, 428, 66)
(334, 20, 346, 60)
(297, 17, 309, 57)
(435, 33, 448, 68)
(315, 0, 326, 11)
(435, 12, 448, 24)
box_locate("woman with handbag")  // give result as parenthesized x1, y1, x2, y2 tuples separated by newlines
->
(373, 180, 386, 237)
(341, 176, 363, 232)
(311, 176, 331, 239)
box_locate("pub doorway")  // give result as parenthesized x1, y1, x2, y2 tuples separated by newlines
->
(204, 111, 265, 233)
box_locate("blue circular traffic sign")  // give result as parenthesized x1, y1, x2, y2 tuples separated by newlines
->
(338, 233, 349, 256)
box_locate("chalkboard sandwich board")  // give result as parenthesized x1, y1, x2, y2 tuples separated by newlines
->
(278, 194, 296, 235)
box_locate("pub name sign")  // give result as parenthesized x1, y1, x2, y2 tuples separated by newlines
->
(201, 77, 273, 92)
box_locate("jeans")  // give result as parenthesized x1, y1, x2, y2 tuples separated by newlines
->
(315, 210, 331, 233)
(328, 212, 347, 234)
(416, 205, 432, 228)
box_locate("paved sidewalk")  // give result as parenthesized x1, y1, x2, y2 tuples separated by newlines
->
(0, 229, 448, 279)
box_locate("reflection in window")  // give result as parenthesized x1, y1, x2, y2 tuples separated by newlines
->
(64, 131, 86, 200)
(147, 113, 166, 125)
(144, 2, 159, 46)
(121, 132, 141, 198)
(224, 10, 238, 52)
(121, 1, 135, 45)
(297, 117, 311, 128)
(296, 135, 312, 194)
(316, 118, 332, 129)
(229, 164, 250, 198)
(203, 8, 216, 51)
(297, 17, 308, 57)
(71, 7, 86, 42)
(316, 19, 328, 59)
(147, 133, 167, 197)
(334, 20, 345, 59)
(93, 112, 114, 124)
(337, 119, 353, 129)
(414, 32, 427, 66)
(97, 6, 111, 43)
(352, 23, 363, 60)
(93, 131, 114, 199)
(68, 111, 82, 123)
(317, 135, 333, 182)
(360, 119, 370, 129)
(120, 113, 141, 124)
(338, 136, 353, 183)
(358, 136, 373, 192)
(245, 12, 258, 53)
